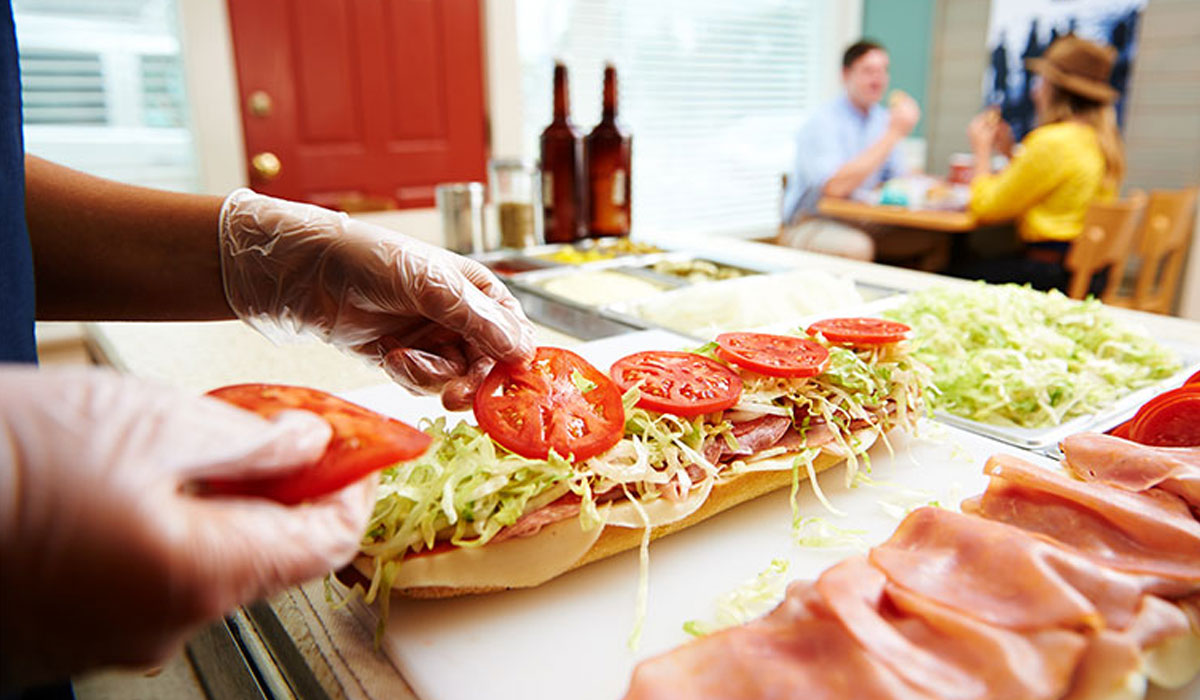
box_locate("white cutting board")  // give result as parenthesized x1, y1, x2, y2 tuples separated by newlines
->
(341, 330, 1198, 700)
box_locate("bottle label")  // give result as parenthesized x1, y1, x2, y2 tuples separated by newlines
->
(612, 169, 626, 206)
(542, 172, 554, 209)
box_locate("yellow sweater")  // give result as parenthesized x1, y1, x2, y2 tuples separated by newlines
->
(969, 122, 1114, 242)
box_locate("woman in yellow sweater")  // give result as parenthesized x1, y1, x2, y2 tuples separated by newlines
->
(952, 36, 1125, 291)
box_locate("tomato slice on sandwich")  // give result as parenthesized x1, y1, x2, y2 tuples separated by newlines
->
(715, 332, 830, 378)
(807, 317, 911, 345)
(610, 350, 742, 417)
(474, 346, 625, 462)
(205, 384, 432, 505)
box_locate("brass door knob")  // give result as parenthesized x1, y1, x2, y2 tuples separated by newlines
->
(251, 152, 281, 180)
(247, 90, 273, 117)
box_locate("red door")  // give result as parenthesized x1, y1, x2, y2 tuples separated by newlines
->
(226, 0, 488, 209)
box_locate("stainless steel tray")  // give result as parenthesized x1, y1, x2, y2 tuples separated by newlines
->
(493, 243, 905, 342)
(504, 284, 651, 341)
(932, 350, 1200, 453)
(599, 269, 887, 341)
(469, 250, 560, 277)
(471, 239, 669, 275)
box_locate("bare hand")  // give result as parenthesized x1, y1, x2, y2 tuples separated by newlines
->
(887, 91, 921, 137)
(993, 118, 1015, 158)
(967, 110, 1000, 155)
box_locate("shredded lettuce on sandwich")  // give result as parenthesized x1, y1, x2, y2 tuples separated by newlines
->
(356, 330, 928, 628)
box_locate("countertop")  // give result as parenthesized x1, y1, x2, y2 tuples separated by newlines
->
(81, 233, 1200, 699)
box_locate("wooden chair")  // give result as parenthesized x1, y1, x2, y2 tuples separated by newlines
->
(1116, 187, 1199, 314)
(1063, 190, 1147, 301)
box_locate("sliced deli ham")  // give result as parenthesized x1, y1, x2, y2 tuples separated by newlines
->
(1059, 597, 1195, 699)
(725, 415, 791, 457)
(1060, 630, 1146, 700)
(623, 581, 929, 700)
(816, 556, 1086, 700)
(962, 454, 1200, 589)
(869, 507, 1149, 631)
(1061, 433, 1200, 509)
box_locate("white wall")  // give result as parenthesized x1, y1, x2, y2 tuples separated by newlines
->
(176, 0, 244, 196)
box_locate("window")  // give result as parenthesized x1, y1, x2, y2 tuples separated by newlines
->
(14, 0, 199, 192)
(516, 0, 835, 238)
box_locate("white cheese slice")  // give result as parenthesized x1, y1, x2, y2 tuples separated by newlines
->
(1143, 629, 1200, 689)
(376, 507, 609, 589)
(727, 430, 880, 474)
(604, 476, 715, 528)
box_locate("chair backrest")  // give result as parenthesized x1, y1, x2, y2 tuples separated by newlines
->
(1130, 186, 1199, 314)
(1064, 190, 1147, 301)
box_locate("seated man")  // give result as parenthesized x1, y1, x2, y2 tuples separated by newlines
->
(780, 40, 944, 270)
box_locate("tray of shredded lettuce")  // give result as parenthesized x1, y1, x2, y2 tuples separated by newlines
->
(880, 283, 1192, 449)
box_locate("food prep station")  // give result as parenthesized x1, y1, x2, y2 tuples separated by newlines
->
(472, 240, 903, 341)
(471, 240, 1200, 456)
(81, 235, 1200, 700)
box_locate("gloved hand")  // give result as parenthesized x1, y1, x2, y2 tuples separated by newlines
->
(219, 189, 536, 410)
(0, 367, 376, 688)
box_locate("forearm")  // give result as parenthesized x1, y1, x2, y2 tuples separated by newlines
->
(822, 129, 903, 198)
(972, 144, 993, 181)
(25, 155, 232, 321)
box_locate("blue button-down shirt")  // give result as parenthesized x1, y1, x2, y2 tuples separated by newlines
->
(782, 94, 906, 224)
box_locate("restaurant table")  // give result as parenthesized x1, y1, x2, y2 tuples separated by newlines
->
(817, 196, 978, 232)
(78, 232, 1200, 700)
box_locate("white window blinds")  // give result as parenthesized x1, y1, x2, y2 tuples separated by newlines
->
(13, 0, 199, 192)
(517, 0, 829, 238)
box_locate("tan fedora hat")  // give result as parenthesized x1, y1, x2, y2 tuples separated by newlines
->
(1026, 35, 1119, 103)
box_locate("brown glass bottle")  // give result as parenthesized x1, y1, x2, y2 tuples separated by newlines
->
(539, 62, 583, 243)
(584, 64, 632, 238)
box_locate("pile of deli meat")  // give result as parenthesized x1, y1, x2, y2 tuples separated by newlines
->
(624, 433, 1200, 700)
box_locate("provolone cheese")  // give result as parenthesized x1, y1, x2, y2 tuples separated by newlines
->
(1144, 629, 1200, 689)
(357, 507, 608, 590)
(728, 430, 881, 474)
(605, 477, 714, 528)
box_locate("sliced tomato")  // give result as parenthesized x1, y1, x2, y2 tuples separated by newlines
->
(1107, 416, 1135, 439)
(474, 347, 624, 462)
(610, 351, 742, 417)
(807, 317, 911, 345)
(205, 384, 431, 504)
(1129, 386, 1200, 447)
(1187, 370, 1200, 386)
(715, 332, 830, 378)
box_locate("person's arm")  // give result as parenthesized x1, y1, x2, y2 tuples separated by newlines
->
(24, 157, 534, 408)
(967, 129, 1066, 223)
(967, 110, 1000, 182)
(822, 93, 919, 198)
(25, 154, 230, 321)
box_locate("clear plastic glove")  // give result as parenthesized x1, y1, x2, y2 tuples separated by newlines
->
(219, 189, 536, 410)
(0, 367, 376, 688)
